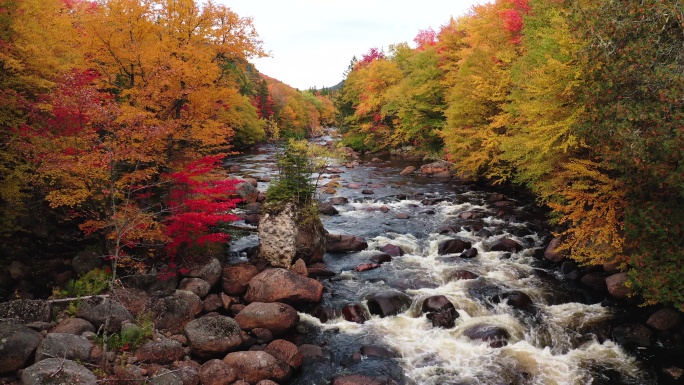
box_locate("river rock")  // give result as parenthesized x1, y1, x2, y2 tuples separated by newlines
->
(223, 351, 291, 384)
(420, 160, 450, 175)
(76, 297, 133, 333)
(184, 316, 243, 357)
(148, 368, 184, 385)
(200, 359, 237, 385)
(605, 272, 635, 299)
(342, 304, 370, 324)
(646, 308, 682, 331)
(135, 337, 185, 364)
(380, 244, 404, 257)
(146, 293, 196, 334)
(399, 166, 416, 175)
(307, 263, 336, 278)
(438, 239, 471, 255)
(326, 233, 368, 253)
(51, 317, 96, 335)
(179, 277, 211, 299)
(329, 197, 349, 205)
(35, 332, 92, 362)
(175, 289, 204, 315)
(222, 263, 260, 296)
(489, 238, 523, 253)
(203, 293, 223, 313)
(235, 180, 258, 204)
(265, 339, 303, 369)
(580, 272, 607, 291)
(360, 345, 396, 359)
(370, 253, 393, 264)
(185, 257, 222, 287)
(318, 202, 339, 215)
(366, 290, 412, 318)
(0, 299, 52, 324)
(362, 189, 375, 195)
(258, 203, 326, 268)
(462, 324, 510, 348)
(421, 295, 459, 328)
(112, 286, 150, 316)
(450, 270, 479, 281)
(543, 237, 565, 263)
(235, 302, 299, 335)
(245, 268, 323, 305)
(496, 291, 534, 311)
(612, 323, 652, 347)
(0, 323, 43, 374)
(21, 358, 97, 385)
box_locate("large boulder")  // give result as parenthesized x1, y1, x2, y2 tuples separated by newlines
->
(235, 180, 258, 204)
(146, 293, 196, 335)
(420, 160, 451, 175)
(179, 278, 211, 299)
(366, 290, 412, 318)
(184, 316, 243, 358)
(489, 238, 523, 253)
(223, 351, 291, 384)
(222, 263, 260, 296)
(264, 339, 303, 369)
(234, 302, 299, 336)
(185, 257, 222, 287)
(462, 324, 510, 348)
(135, 338, 185, 364)
(326, 233, 368, 253)
(257, 203, 326, 268)
(245, 268, 323, 305)
(606, 272, 635, 299)
(0, 323, 43, 374)
(646, 308, 682, 331)
(200, 359, 237, 385)
(438, 239, 471, 255)
(51, 318, 96, 335)
(421, 295, 459, 328)
(543, 237, 565, 263)
(0, 299, 52, 323)
(21, 358, 97, 385)
(76, 297, 133, 333)
(35, 333, 92, 362)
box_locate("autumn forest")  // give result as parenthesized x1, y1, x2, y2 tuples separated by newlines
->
(1, 0, 683, 314)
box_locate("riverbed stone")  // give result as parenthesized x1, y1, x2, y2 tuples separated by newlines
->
(223, 351, 291, 384)
(612, 323, 652, 347)
(235, 180, 258, 204)
(438, 239, 471, 255)
(0, 323, 43, 374)
(326, 233, 368, 252)
(179, 278, 212, 299)
(342, 304, 369, 324)
(50, 317, 96, 335)
(245, 268, 323, 305)
(222, 263, 260, 296)
(318, 202, 339, 216)
(460, 248, 478, 259)
(646, 308, 682, 331)
(489, 238, 523, 253)
(0, 299, 52, 324)
(380, 244, 404, 257)
(421, 295, 459, 328)
(606, 272, 635, 299)
(543, 237, 565, 263)
(200, 359, 237, 385)
(235, 302, 299, 336)
(366, 290, 412, 318)
(450, 270, 479, 281)
(420, 160, 450, 175)
(184, 316, 243, 358)
(35, 332, 92, 362)
(76, 297, 133, 333)
(265, 339, 303, 369)
(186, 257, 222, 287)
(21, 358, 97, 385)
(329, 197, 349, 205)
(135, 337, 184, 364)
(462, 324, 510, 348)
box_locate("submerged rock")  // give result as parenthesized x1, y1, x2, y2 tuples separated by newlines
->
(366, 290, 412, 318)
(326, 233, 368, 253)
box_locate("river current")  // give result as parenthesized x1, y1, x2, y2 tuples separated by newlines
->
(226, 140, 656, 385)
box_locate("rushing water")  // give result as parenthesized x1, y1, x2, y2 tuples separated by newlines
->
(226, 140, 656, 385)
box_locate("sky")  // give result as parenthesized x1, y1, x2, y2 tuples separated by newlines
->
(221, 0, 487, 90)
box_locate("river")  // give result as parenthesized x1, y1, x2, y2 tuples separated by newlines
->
(225, 139, 656, 385)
